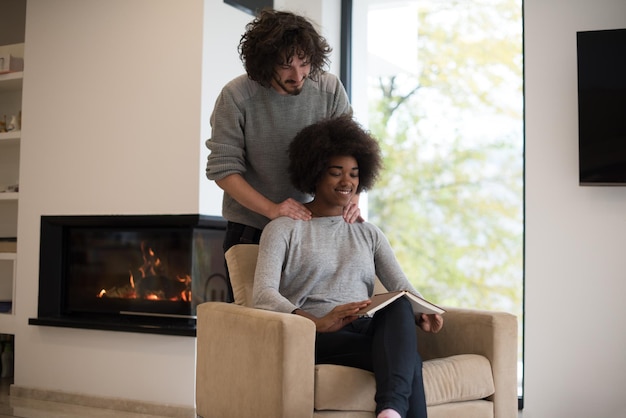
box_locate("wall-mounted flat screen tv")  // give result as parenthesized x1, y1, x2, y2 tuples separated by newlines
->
(577, 28, 626, 185)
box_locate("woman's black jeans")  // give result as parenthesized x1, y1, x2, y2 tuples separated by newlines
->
(315, 297, 427, 418)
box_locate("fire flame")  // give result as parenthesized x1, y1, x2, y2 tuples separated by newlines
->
(96, 241, 191, 301)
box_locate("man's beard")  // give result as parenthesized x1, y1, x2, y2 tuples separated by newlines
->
(274, 77, 306, 96)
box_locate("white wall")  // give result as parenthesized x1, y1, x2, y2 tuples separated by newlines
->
(14, 0, 244, 408)
(524, 0, 626, 417)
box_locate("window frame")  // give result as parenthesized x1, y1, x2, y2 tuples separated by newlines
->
(339, 0, 525, 409)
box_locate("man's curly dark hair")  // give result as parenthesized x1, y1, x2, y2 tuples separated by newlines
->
(288, 115, 383, 195)
(238, 9, 332, 87)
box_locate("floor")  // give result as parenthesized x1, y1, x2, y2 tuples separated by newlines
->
(0, 378, 179, 418)
(0, 377, 524, 418)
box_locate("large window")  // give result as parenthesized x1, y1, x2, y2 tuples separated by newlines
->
(345, 0, 524, 402)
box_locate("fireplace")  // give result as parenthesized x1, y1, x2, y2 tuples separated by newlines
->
(29, 214, 227, 336)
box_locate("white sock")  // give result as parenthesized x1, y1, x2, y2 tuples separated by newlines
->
(377, 409, 401, 418)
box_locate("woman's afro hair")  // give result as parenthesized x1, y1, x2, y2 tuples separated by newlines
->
(288, 115, 383, 195)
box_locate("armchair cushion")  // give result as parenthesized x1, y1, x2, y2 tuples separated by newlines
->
(314, 365, 376, 411)
(423, 354, 494, 405)
(314, 354, 494, 412)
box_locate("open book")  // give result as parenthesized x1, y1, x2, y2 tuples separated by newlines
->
(355, 290, 445, 318)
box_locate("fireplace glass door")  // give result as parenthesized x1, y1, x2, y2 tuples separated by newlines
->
(31, 215, 227, 336)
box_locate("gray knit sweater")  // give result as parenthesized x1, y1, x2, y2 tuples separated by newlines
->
(253, 216, 422, 318)
(205, 73, 352, 230)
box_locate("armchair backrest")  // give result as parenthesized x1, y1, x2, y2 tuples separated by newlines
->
(224, 244, 259, 307)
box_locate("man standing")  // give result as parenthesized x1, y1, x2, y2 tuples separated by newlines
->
(206, 9, 355, 299)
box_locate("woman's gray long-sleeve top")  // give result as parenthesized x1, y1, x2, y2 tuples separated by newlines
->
(253, 216, 422, 318)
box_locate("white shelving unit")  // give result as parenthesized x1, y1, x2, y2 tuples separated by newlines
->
(0, 2, 25, 381)
(0, 71, 23, 92)
(0, 193, 18, 201)
(0, 130, 21, 143)
(0, 63, 23, 331)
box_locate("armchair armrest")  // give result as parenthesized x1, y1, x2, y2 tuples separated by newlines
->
(417, 307, 518, 418)
(196, 302, 317, 418)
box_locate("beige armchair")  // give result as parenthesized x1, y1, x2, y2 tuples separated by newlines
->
(196, 244, 518, 418)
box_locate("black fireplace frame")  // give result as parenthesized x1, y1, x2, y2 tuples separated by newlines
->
(28, 214, 227, 336)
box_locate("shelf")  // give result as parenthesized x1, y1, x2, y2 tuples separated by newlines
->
(0, 254, 15, 324)
(0, 193, 18, 201)
(0, 72, 23, 92)
(0, 131, 20, 145)
(0, 315, 15, 334)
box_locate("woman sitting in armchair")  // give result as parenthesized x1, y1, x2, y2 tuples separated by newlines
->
(253, 114, 444, 418)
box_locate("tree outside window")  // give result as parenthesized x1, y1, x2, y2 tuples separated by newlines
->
(349, 0, 524, 397)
